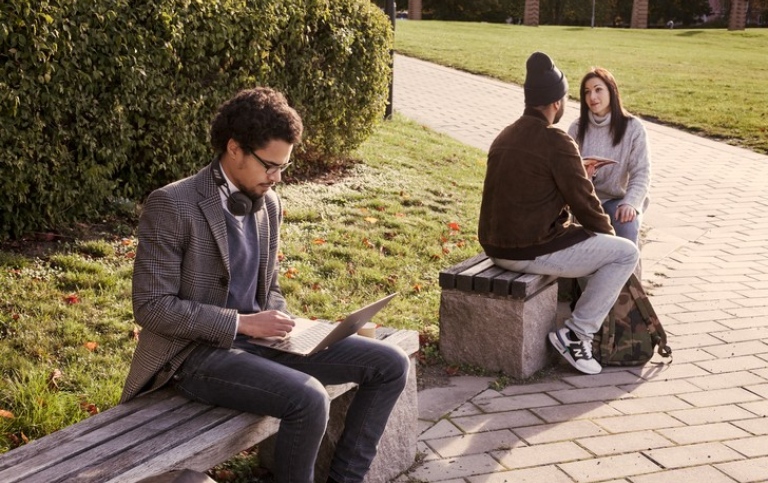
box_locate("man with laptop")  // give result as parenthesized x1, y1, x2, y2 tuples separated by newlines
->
(121, 87, 409, 483)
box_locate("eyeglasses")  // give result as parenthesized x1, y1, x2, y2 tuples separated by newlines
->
(248, 150, 292, 175)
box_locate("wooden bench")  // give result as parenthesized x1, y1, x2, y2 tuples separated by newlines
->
(439, 253, 558, 378)
(0, 328, 419, 483)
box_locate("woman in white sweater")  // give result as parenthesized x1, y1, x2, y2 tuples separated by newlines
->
(568, 67, 651, 246)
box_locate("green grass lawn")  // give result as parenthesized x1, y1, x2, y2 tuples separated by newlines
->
(395, 21, 768, 154)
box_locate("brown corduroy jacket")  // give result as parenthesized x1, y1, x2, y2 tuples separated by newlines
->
(478, 108, 614, 260)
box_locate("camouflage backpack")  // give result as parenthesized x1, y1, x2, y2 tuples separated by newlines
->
(591, 274, 672, 366)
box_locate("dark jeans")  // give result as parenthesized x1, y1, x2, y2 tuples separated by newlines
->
(172, 335, 409, 483)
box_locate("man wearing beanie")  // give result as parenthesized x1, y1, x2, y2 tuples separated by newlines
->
(477, 52, 639, 375)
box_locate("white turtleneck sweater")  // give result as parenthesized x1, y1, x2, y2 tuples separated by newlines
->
(568, 112, 651, 213)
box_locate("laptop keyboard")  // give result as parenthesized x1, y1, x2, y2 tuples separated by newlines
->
(270, 323, 333, 352)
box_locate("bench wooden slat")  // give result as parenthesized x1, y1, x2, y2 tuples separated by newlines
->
(512, 273, 558, 299)
(438, 253, 488, 289)
(0, 390, 183, 472)
(455, 258, 496, 292)
(0, 394, 195, 482)
(473, 265, 510, 293)
(22, 400, 222, 483)
(491, 270, 523, 296)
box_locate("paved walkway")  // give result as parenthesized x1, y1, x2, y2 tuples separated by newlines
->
(393, 55, 768, 483)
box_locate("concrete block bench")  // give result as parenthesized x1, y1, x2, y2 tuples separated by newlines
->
(0, 328, 419, 483)
(438, 253, 558, 378)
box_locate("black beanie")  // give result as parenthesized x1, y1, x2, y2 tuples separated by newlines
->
(523, 51, 569, 106)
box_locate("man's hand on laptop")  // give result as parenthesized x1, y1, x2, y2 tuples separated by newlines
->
(238, 310, 296, 340)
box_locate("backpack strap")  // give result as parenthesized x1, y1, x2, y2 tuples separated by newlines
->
(627, 274, 673, 359)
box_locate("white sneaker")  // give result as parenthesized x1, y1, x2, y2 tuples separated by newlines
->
(548, 327, 602, 375)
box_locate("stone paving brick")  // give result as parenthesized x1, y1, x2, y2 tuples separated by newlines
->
(665, 333, 732, 350)
(687, 371, 768, 390)
(752, 368, 768, 379)
(576, 430, 674, 456)
(719, 317, 768, 331)
(667, 405, 758, 425)
(471, 393, 560, 413)
(723, 435, 768, 457)
(561, 371, 643, 388)
(715, 326, 768, 342)
(695, 356, 768, 374)
(558, 453, 661, 482)
(608, 395, 692, 415)
(644, 442, 744, 468)
(666, 310, 735, 324)
(686, 291, 746, 302)
(629, 465, 740, 483)
(546, 386, 630, 405)
(664, 348, 717, 364)
(665, 321, 731, 336)
(420, 419, 464, 440)
(739, 401, 768, 417)
(715, 455, 768, 483)
(491, 441, 591, 469)
(425, 429, 524, 458)
(732, 297, 768, 308)
(497, 381, 573, 396)
(632, 363, 711, 380)
(618, 379, 702, 397)
(732, 418, 768, 435)
(449, 402, 485, 418)
(531, 402, 623, 424)
(451, 410, 543, 434)
(657, 422, 752, 445)
(593, 413, 685, 433)
(513, 420, 608, 445)
(466, 465, 574, 483)
(702, 341, 768, 358)
(404, 453, 507, 481)
(678, 388, 764, 408)
(745, 383, 768, 398)
(417, 441, 443, 462)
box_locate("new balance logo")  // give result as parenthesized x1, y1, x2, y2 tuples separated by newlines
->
(571, 346, 585, 358)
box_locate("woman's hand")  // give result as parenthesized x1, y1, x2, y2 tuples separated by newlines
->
(237, 310, 296, 339)
(615, 204, 637, 223)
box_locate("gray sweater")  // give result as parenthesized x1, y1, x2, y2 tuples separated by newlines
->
(568, 112, 651, 213)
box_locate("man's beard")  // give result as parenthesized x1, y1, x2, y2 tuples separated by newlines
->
(553, 101, 565, 124)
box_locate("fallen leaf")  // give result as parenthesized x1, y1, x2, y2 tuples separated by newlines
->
(125, 251, 136, 259)
(364, 217, 378, 224)
(312, 238, 326, 245)
(395, 212, 406, 217)
(413, 284, 422, 293)
(84, 341, 98, 352)
(64, 293, 80, 304)
(130, 326, 140, 341)
(80, 401, 99, 415)
(362, 238, 375, 248)
(0, 409, 14, 419)
(48, 369, 63, 390)
(447, 221, 461, 231)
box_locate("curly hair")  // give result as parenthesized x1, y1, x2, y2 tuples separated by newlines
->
(575, 67, 632, 147)
(210, 87, 304, 154)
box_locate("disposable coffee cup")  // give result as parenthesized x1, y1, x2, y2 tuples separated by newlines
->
(357, 322, 376, 338)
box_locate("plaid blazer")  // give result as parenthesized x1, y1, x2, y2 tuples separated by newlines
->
(121, 163, 287, 402)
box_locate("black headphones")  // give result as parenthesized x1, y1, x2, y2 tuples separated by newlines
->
(211, 158, 265, 216)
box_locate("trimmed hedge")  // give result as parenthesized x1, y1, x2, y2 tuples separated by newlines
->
(0, 0, 393, 239)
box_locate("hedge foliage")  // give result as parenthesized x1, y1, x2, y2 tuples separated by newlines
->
(0, 0, 393, 239)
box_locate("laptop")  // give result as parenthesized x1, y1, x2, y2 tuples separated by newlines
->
(247, 293, 397, 356)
